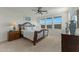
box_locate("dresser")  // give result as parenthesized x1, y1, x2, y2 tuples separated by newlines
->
(8, 31, 20, 41)
(62, 34, 79, 52)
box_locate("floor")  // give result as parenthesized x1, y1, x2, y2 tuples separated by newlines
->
(0, 29, 61, 52)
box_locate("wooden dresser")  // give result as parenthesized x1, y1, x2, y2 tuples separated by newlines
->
(62, 34, 79, 52)
(8, 31, 20, 41)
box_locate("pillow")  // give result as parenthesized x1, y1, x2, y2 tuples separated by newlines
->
(24, 27, 33, 32)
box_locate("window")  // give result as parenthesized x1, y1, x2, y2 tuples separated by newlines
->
(39, 16, 62, 29)
(41, 25, 45, 28)
(46, 18, 53, 25)
(47, 25, 52, 29)
(54, 24, 61, 29)
(40, 19, 46, 25)
(53, 16, 62, 29)
(39, 18, 53, 25)
(53, 16, 62, 24)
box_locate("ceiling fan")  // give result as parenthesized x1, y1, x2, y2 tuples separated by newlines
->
(32, 7, 47, 15)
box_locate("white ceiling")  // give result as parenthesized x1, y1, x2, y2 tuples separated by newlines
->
(0, 7, 69, 16)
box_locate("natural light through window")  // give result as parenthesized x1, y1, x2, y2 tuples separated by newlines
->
(40, 16, 62, 25)
(46, 18, 53, 25)
(53, 16, 62, 24)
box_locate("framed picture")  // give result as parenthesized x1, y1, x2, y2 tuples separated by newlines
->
(24, 17, 31, 21)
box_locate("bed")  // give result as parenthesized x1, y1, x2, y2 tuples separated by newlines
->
(18, 22, 48, 45)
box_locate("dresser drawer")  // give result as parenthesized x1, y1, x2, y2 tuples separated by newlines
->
(8, 31, 20, 41)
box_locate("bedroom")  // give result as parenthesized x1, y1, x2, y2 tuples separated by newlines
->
(0, 7, 78, 52)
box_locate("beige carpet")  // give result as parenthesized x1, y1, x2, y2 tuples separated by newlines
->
(0, 29, 61, 52)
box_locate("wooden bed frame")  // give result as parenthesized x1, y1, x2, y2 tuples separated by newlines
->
(18, 22, 48, 45)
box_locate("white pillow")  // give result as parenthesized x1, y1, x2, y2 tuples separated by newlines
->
(24, 27, 32, 32)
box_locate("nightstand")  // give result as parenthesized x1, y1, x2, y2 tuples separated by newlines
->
(8, 31, 20, 41)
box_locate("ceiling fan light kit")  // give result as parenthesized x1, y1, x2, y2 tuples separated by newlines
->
(32, 7, 48, 15)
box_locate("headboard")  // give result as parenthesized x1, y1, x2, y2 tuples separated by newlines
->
(18, 22, 35, 37)
(19, 22, 34, 26)
(18, 22, 35, 30)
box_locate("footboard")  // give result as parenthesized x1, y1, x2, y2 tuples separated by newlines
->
(44, 29, 48, 37)
(33, 30, 44, 45)
(33, 29, 48, 45)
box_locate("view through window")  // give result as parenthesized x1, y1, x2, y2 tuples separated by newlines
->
(39, 16, 62, 29)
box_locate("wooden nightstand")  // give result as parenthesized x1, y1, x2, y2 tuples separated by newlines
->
(8, 31, 20, 41)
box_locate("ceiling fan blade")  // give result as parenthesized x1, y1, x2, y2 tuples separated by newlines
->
(40, 12, 43, 15)
(32, 9, 36, 12)
(38, 7, 42, 10)
(32, 7, 48, 15)
(35, 12, 38, 14)
(41, 10, 47, 12)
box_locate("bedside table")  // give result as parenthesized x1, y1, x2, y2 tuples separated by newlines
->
(8, 31, 20, 41)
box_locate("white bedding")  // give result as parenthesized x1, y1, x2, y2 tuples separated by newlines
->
(22, 30, 34, 41)
(22, 29, 44, 41)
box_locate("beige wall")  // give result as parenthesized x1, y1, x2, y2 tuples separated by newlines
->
(0, 8, 37, 42)
(0, 8, 24, 42)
